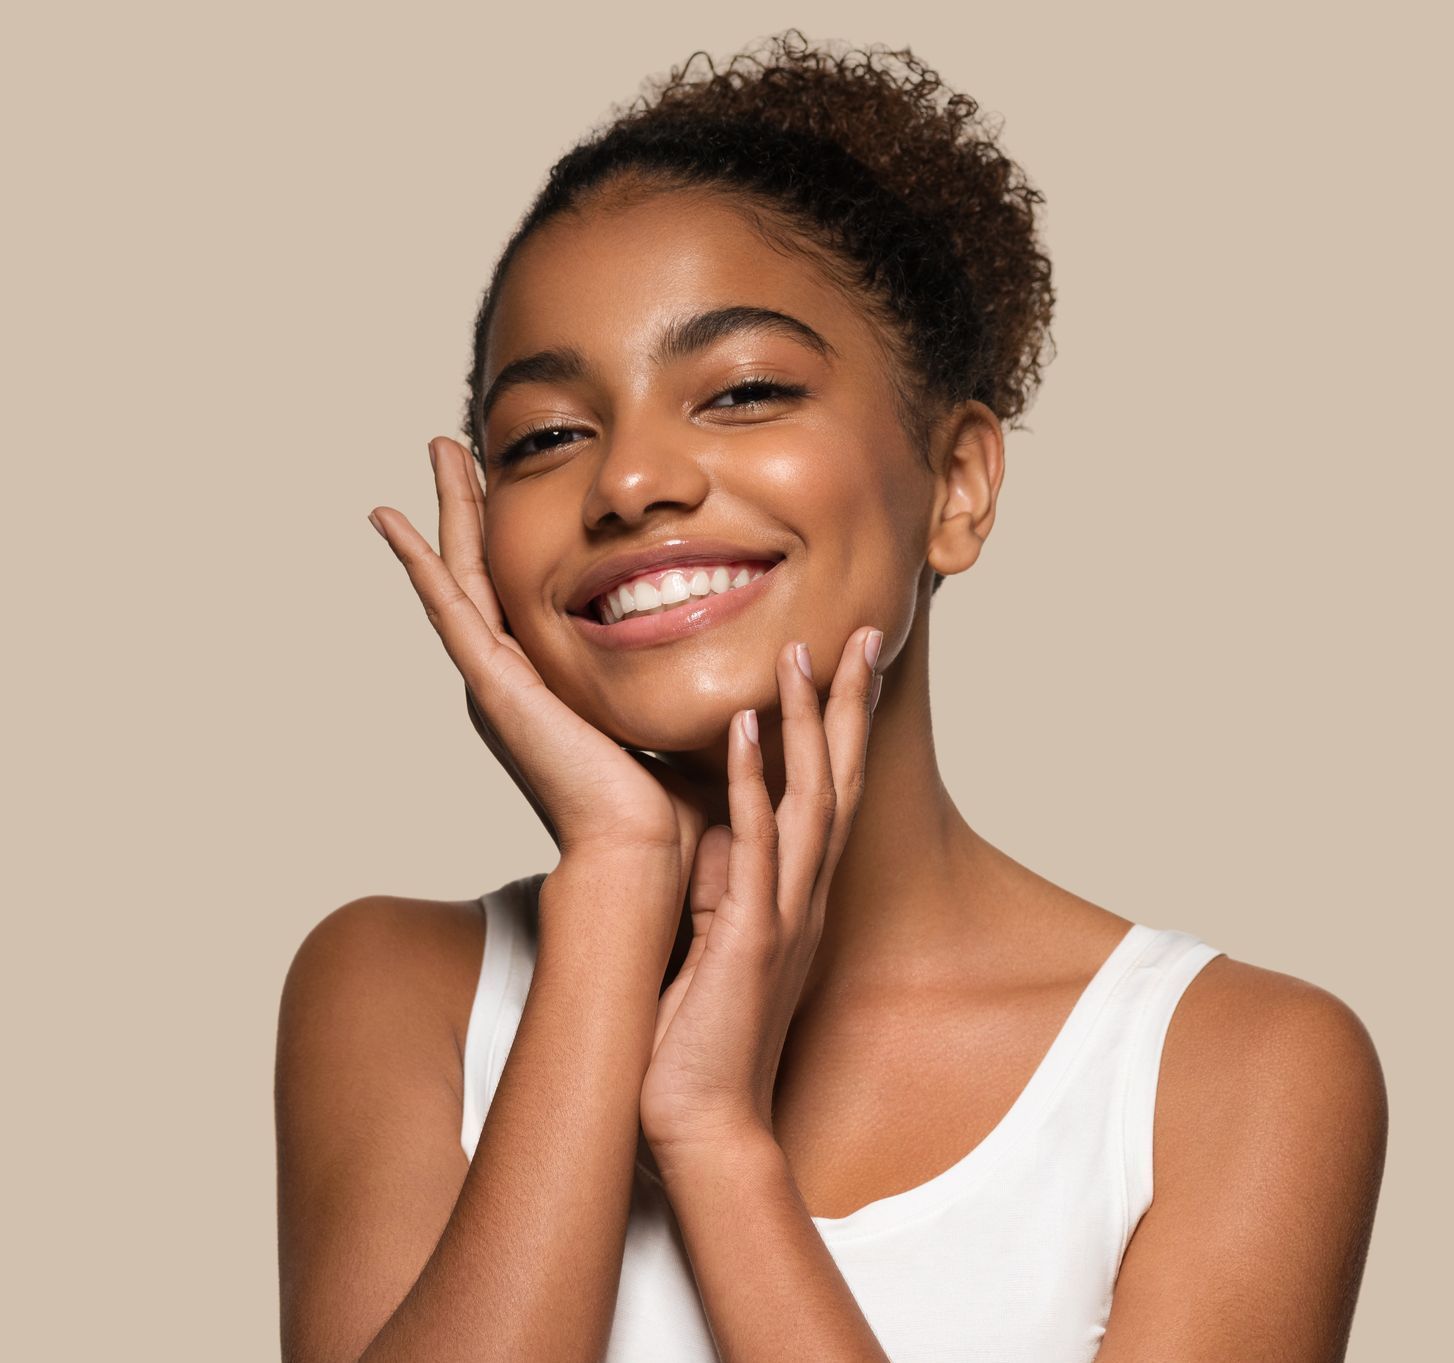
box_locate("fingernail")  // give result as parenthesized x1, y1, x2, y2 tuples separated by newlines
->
(428, 441, 438, 472)
(795, 642, 813, 680)
(742, 709, 759, 744)
(367, 511, 386, 538)
(864, 628, 883, 671)
(870, 674, 883, 713)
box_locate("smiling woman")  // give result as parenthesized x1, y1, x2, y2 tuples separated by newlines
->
(274, 29, 1387, 1363)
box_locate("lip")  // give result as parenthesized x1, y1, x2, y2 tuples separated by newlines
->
(566, 537, 786, 616)
(569, 558, 783, 650)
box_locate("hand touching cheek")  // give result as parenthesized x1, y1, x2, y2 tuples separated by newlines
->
(639, 626, 885, 1166)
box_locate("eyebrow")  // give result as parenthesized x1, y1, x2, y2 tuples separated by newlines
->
(478, 305, 837, 427)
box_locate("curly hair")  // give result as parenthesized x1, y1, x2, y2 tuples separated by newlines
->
(463, 30, 1056, 587)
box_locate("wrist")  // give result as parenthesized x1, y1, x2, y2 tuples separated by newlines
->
(537, 853, 685, 970)
(544, 849, 686, 922)
(550, 841, 683, 892)
(647, 1119, 782, 1188)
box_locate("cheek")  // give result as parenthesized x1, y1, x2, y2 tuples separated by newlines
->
(809, 444, 928, 612)
(482, 512, 554, 644)
(808, 456, 930, 669)
(816, 507, 922, 666)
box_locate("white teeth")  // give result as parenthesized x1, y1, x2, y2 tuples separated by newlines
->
(594, 560, 776, 624)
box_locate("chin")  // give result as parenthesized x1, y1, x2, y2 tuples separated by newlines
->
(598, 704, 744, 756)
(542, 648, 781, 755)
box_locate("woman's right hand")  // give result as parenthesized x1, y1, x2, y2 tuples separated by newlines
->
(366, 436, 709, 900)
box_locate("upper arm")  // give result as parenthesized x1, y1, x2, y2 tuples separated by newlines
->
(274, 895, 484, 1363)
(1098, 955, 1388, 1362)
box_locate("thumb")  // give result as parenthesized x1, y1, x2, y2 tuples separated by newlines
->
(689, 824, 733, 916)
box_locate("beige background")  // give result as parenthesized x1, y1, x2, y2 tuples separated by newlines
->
(5, 1, 1447, 1357)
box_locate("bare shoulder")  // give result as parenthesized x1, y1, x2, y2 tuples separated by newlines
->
(1158, 952, 1387, 1151)
(285, 891, 487, 982)
(277, 893, 486, 1102)
(274, 894, 488, 1360)
(1099, 948, 1389, 1360)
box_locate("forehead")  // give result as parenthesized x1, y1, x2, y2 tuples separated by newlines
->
(484, 189, 876, 378)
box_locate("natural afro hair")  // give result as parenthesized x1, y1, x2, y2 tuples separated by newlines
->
(464, 29, 1055, 517)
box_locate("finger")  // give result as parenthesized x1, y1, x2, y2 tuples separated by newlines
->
(431, 436, 506, 635)
(818, 625, 881, 882)
(773, 640, 836, 923)
(689, 824, 733, 920)
(368, 503, 534, 710)
(434, 433, 487, 547)
(721, 709, 778, 943)
(459, 436, 489, 542)
(683, 825, 731, 990)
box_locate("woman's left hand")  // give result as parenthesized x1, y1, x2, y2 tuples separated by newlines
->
(639, 626, 884, 1165)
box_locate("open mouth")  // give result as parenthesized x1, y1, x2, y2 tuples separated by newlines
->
(582, 557, 782, 626)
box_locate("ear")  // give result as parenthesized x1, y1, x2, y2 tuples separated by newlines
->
(925, 401, 1005, 579)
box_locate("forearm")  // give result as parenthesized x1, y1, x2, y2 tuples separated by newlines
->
(656, 1132, 890, 1363)
(360, 856, 680, 1363)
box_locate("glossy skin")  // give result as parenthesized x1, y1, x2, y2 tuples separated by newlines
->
(477, 188, 933, 763)
(275, 185, 1388, 1363)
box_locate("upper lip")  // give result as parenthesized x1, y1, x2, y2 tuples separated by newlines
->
(565, 537, 786, 615)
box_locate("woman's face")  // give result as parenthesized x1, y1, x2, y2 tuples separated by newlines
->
(479, 186, 939, 753)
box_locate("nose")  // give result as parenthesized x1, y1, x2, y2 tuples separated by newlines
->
(580, 409, 711, 531)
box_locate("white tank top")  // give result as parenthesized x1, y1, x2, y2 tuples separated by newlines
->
(460, 872, 1224, 1362)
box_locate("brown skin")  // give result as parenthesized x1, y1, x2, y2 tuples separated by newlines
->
(276, 188, 1387, 1362)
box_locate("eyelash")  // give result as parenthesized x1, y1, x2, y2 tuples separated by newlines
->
(493, 376, 811, 466)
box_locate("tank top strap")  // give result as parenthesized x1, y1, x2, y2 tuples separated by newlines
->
(460, 871, 544, 1162)
(1115, 926, 1226, 1223)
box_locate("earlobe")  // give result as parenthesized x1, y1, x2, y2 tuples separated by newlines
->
(925, 401, 1004, 579)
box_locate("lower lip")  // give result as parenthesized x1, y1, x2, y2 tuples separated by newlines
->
(568, 562, 782, 650)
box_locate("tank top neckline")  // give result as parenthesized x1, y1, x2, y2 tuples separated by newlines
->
(487, 879, 1160, 1246)
(703, 919, 1158, 1245)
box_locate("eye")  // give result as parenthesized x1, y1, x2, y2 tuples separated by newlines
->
(494, 422, 591, 466)
(492, 378, 809, 466)
(704, 377, 811, 411)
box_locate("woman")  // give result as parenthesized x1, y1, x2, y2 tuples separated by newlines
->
(275, 32, 1387, 1363)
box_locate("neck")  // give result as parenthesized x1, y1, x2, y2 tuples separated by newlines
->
(659, 596, 994, 1009)
(795, 602, 987, 1011)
